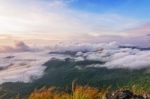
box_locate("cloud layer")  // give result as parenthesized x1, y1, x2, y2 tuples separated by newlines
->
(0, 41, 31, 53)
(0, 41, 149, 84)
(0, 41, 50, 84)
(49, 41, 150, 69)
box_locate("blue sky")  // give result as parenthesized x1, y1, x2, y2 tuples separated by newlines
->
(66, 0, 150, 20)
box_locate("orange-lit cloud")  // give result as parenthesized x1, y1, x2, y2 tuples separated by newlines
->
(125, 23, 150, 36)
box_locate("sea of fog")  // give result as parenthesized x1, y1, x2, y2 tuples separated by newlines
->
(0, 41, 150, 84)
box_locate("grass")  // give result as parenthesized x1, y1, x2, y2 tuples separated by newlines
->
(5, 82, 148, 99)
(28, 82, 150, 99)
(28, 83, 150, 99)
(29, 81, 107, 99)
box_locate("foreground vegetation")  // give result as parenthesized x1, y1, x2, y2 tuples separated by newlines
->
(29, 85, 106, 99)
(29, 83, 149, 99)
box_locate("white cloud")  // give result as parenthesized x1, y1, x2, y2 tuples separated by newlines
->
(0, 41, 50, 84)
(102, 50, 150, 69)
(48, 42, 150, 70)
(0, 41, 71, 84)
(0, 41, 149, 84)
(0, 51, 50, 84)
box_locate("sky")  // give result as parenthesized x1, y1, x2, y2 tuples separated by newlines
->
(0, 0, 150, 46)
(0, 0, 150, 84)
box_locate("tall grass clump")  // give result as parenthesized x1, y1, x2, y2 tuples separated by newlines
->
(29, 81, 107, 99)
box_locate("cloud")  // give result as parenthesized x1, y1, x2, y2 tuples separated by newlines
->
(126, 22, 150, 36)
(0, 51, 50, 84)
(48, 0, 75, 8)
(0, 40, 52, 84)
(84, 45, 150, 69)
(48, 42, 150, 70)
(0, 40, 70, 84)
(103, 51, 150, 69)
(0, 41, 149, 84)
(0, 41, 31, 53)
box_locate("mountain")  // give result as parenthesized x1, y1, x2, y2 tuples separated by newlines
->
(0, 58, 149, 99)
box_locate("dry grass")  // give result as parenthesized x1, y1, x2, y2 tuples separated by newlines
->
(29, 82, 107, 99)
(29, 84, 150, 99)
(29, 87, 106, 99)
(13, 82, 148, 99)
